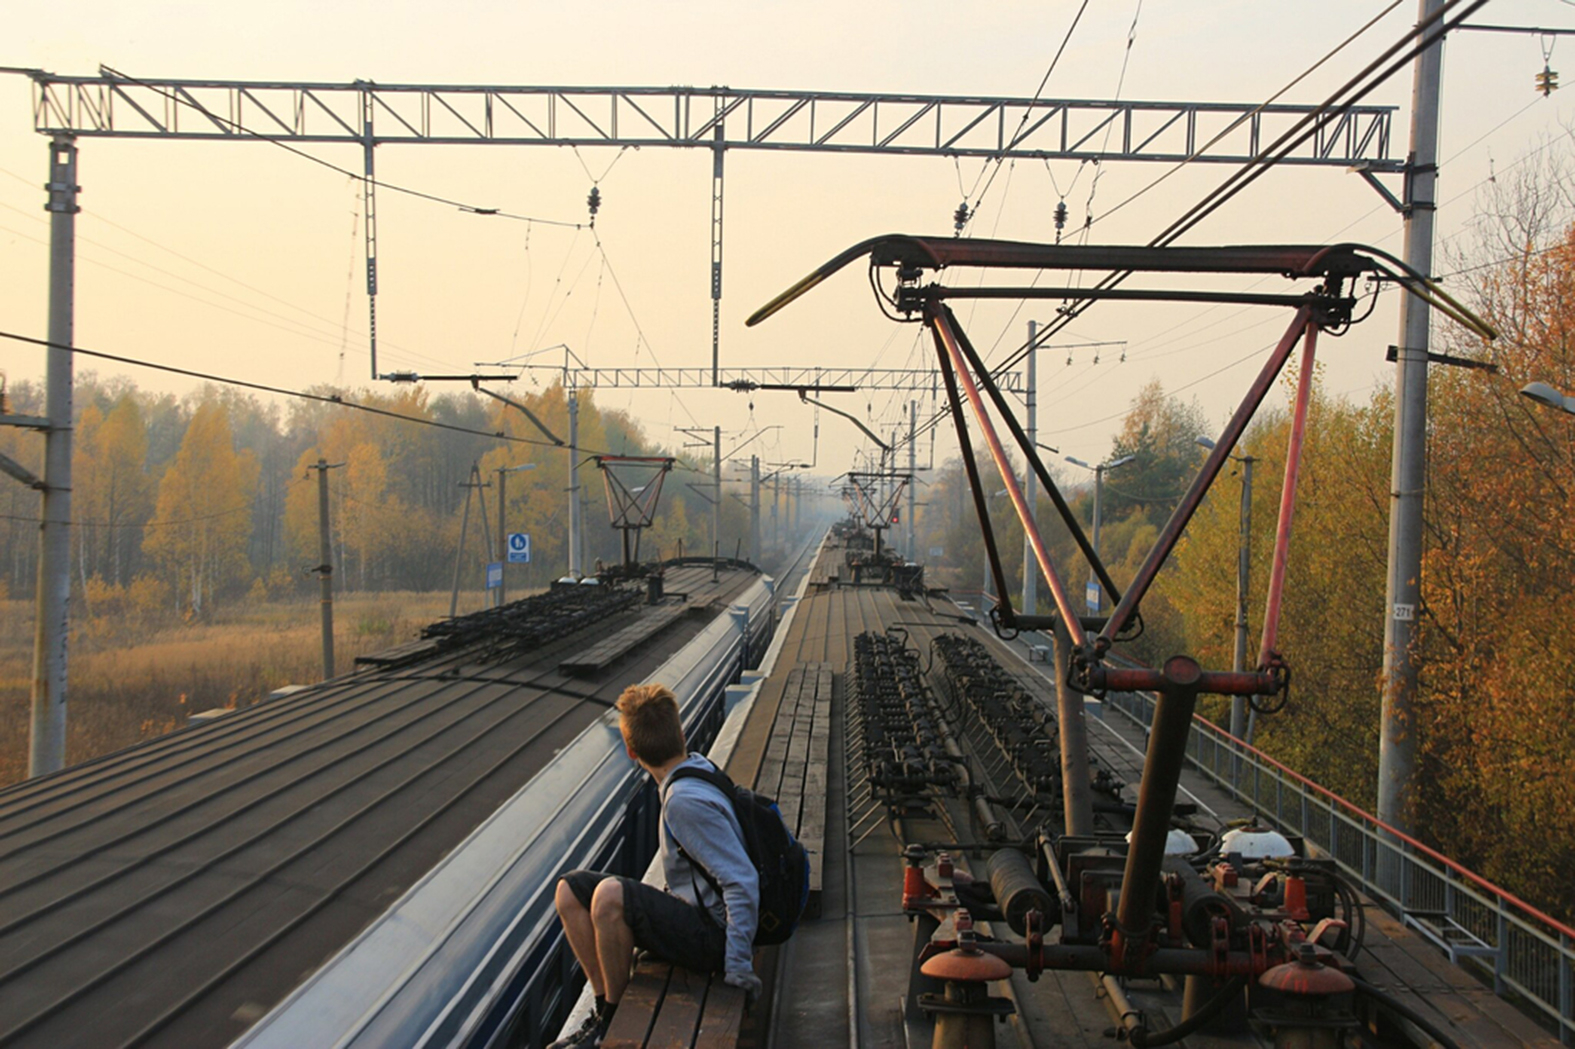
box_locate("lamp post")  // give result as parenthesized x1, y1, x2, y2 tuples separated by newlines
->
(495, 462, 537, 606)
(1064, 454, 1135, 614)
(1521, 381, 1575, 416)
(1197, 436, 1256, 748)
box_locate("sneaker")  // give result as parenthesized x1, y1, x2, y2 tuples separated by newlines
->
(547, 1013, 606, 1048)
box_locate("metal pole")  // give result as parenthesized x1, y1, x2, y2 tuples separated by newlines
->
(29, 134, 77, 778)
(314, 459, 336, 678)
(1231, 456, 1255, 743)
(749, 455, 760, 562)
(496, 466, 507, 606)
(907, 401, 917, 558)
(1113, 664, 1201, 971)
(361, 94, 379, 381)
(475, 473, 493, 604)
(1089, 466, 1104, 615)
(1024, 320, 1039, 617)
(773, 471, 781, 548)
(1054, 615, 1095, 836)
(713, 426, 722, 565)
(450, 465, 476, 617)
(710, 125, 725, 387)
(1378, 0, 1444, 841)
(981, 537, 992, 605)
(568, 390, 581, 578)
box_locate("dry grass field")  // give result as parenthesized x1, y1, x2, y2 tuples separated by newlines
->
(0, 590, 488, 789)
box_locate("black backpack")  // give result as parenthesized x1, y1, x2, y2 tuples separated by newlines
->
(664, 763, 810, 946)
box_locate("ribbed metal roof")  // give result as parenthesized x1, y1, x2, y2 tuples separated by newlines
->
(0, 564, 757, 1049)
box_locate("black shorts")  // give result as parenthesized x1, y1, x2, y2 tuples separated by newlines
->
(560, 869, 728, 975)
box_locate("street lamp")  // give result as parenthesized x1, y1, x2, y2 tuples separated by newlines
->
(1064, 454, 1135, 614)
(1520, 381, 1575, 416)
(1196, 436, 1256, 746)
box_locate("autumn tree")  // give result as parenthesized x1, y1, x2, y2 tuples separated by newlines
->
(1409, 147, 1575, 914)
(1106, 379, 1211, 521)
(72, 395, 153, 588)
(143, 402, 259, 616)
(1163, 384, 1392, 802)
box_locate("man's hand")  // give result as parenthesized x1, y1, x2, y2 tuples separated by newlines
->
(723, 970, 763, 1006)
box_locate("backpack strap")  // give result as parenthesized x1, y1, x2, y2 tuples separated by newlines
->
(661, 763, 736, 901)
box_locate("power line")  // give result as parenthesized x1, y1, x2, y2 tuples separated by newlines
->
(0, 329, 600, 453)
(1092, 1, 1405, 227)
(904, 4, 1429, 451)
(0, 497, 276, 531)
(0, 170, 463, 374)
(959, 0, 1090, 226)
(904, 0, 1490, 457)
(1014, 0, 1488, 360)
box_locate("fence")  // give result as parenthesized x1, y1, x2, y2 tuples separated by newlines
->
(1103, 689, 1575, 1045)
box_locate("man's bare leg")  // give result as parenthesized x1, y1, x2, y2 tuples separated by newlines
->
(590, 878, 636, 1005)
(555, 878, 605, 996)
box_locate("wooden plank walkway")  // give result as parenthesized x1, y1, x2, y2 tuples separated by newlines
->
(601, 961, 746, 1049)
(353, 637, 443, 668)
(559, 601, 689, 675)
(752, 662, 833, 916)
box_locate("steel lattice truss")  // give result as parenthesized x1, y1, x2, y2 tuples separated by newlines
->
(31, 74, 1399, 167)
(845, 471, 911, 531)
(504, 365, 1022, 393)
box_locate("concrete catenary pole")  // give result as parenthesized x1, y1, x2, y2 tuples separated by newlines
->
(496, 465, 508, 606)
(450, 465, 478, 617)
(907, 401, 917, 558)
(1023, 320, 1039, 617)
(772, 471, 781, 548)
(749, 454, 760, 563)
(1089, 465, 1105, 615)
(30, 135, 78, 778)
(312, 458, 337, 679)
(1378, 0, 1445, 841)
(712, 426, 722, 563)
(568, 389, 581, 578)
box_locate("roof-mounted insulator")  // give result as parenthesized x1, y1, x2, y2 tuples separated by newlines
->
(953, 201, 971, 235)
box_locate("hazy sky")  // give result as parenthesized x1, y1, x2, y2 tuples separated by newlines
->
(4, 1, 1573, 481)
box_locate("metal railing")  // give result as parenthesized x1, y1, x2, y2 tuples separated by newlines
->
(1104, 688, 1575, 1045)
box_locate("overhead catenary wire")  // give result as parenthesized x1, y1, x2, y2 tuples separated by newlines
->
(0, 329, 624, 455)
(1076, 0, 1146, 238)
(0, 214, 457, 375)
(1046, 88, 1555, 383)
(1092, 1, 1406, 227)
(898, 0, 1491, 458)
(957, 0, 1090, 231)
(0, 502, 257, 531)
(0, 170, 462, 375)
(1015, 0, 1493, 357)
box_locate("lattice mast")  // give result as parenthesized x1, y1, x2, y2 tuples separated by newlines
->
(594, 455, 674, 571)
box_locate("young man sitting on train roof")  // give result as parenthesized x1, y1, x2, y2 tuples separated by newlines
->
(551, 683, 762, 1049)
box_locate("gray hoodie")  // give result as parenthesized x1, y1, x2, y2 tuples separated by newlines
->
(659, 753, 759, 975)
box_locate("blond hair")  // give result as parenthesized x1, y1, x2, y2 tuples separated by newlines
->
(616, 683, 686, 765)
